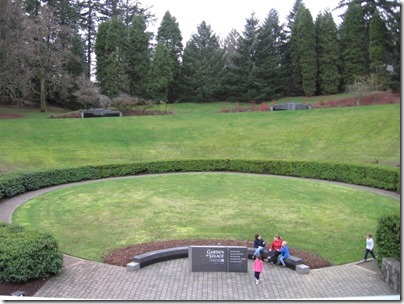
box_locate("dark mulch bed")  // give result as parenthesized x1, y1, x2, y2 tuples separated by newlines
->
(0, 239, 332, 297)
(0, 277, 50, 297)
(123, 109, 174, 116)
(104, 239, 332, 270)
(47, 109, 174, 119)
(0, 113, 24, 119)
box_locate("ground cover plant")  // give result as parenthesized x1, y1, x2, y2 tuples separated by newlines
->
(12, 173, 400, 265)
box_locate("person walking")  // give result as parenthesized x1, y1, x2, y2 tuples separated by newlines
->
(253, 255, 264, 285)
(363, 234, 376, 262)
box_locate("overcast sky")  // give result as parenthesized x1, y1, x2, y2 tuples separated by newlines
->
(144, 0, 346, 43)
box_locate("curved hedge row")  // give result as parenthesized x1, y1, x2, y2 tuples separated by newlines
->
(0, 159, 400, 200)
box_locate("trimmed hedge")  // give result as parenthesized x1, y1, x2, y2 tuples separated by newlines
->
(376, 215, 400, 266)
(0, 159, 400, 200)
(0, 222, 63, 283)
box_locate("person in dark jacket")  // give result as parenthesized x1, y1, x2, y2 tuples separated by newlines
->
(253, 234, 266, 258)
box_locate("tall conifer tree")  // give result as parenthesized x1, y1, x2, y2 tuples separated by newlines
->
(315, 11, 341, 95)
(290, 4, 316, 96)
(147, 42, 174, 101)
(254, 9, 286, 100)
(156, 11, 183, 102)
(95, 18, 129, 98)
(223, 13, 259, 101)
(181, 21, 225, 102)
(340, 2, 369, 87)
(127, 14, 151, 97)
(369, 10, 388, 72)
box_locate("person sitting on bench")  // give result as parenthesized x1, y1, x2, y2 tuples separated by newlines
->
(253, 234, 268, 259)
(268, 235, 283, 264)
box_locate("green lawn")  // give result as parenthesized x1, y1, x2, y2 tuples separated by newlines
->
(2, 99, 400, 266)
(0, 104, 400, 176)
(13, 173, 400, 264)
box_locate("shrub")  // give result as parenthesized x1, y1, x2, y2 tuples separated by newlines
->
(375, 215, 400, 266)
(0, 160, 400, 201)
(0, 223, 63, 283)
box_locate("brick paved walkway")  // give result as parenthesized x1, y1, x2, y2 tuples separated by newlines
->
(33, 258, 396, 300)
(0, 174, 400, 300)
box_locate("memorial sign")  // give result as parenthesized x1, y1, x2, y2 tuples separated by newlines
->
(227, 246, 248, 272)
(189, 246, 247, 272)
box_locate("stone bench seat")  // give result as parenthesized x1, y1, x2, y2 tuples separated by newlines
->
(131, 246, 188, 269)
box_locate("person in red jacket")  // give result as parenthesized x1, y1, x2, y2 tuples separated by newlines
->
(268, 235, 283, 264)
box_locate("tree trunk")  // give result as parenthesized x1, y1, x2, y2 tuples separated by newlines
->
(40, 76, 47, 112)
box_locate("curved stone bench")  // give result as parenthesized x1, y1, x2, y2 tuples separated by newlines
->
(127, 247, 188, 271)
(127, 246, 309, 274)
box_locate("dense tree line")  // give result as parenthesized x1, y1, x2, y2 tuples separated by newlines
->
(0, 0, 400, 110)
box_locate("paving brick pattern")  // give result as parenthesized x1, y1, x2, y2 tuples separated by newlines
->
(34, 259, 396, 300)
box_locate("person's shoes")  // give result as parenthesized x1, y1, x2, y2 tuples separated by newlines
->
(252, 255, 256, 259)
(362, 259, 367, 263)
(281, 264, 286, 267)
(256, 280, 259, 285)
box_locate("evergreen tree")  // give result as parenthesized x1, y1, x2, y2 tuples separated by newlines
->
(127, 14, 151, 98)
(22, 0, 41, 15)
(254, 9, 286, 100)
(99, 0, 154, 28)
(283, 0, 304, 96)
(337, 0, 400, 89)
(315, 11, 341, 95)
(222, 29, 240, 67)
(180, 21, 225, 102)
(95, 21, 109, 93)
(290, 4, 316, 96)
(78, 0, 101, 78)
(147, 42, 174, 101)
(340, 2, 369, 87)
(369, 10, 388, 75)
(286, 0, 305, 33)
(46, 0, 79, 27)
(156, 11, 183, 102)
(223, 13, 260, 101)
(95, 18, 129, 98)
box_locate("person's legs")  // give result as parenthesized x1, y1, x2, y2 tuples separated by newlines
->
(269, 251, 280, 264)
(363, 249, 370, 261)
(279, 255, 286, 266)
(254, 271, 260, 284)
(254, 248, 261, 257)
(370, 249, 376, 260)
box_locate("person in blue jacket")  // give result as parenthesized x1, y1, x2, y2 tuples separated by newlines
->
(253, 234, 266, 259)
(277, 241, 290, 267)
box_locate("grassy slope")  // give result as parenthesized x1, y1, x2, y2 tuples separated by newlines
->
(0, 104, 400, 175)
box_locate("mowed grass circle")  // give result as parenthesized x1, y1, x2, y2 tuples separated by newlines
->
(12, 173, 399, 265)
